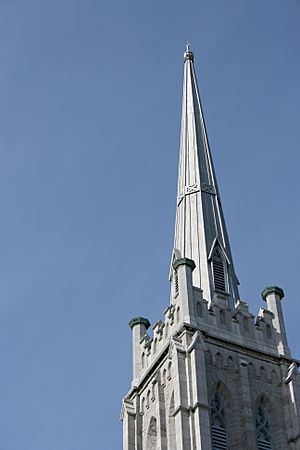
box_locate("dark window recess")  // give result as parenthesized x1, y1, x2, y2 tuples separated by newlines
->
(211, 392, 228, 450)
(256, 404, 273, 450)
(213, 249, 226, 292)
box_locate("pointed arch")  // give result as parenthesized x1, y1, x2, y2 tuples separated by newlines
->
(271, 370, 280, 386)
(219, 309, 226, 325)
(266, 324, 272, 339)
(208, 238, 230, 265)
(259, 366, 266, 380)
(196, 301, 202, 317)
(167, 361, 172, 380)
(243, 316, 249, 332)
(255, 395, 273, 449)
(205, 348, 213, 365)
(227, 356, 234, 370)
(215, 352, 223, 369)
(146, 416, 157, 450)
(212, 247, 227, 292)
(176, 306, 180, 322)
(146, 390, 150, 409)
(168, 392, 177, 450)
(210, 381, 241, 450)
(169, 248, 181, 296)
(211, 390, 228, 449)
(248, 362, 257, 379)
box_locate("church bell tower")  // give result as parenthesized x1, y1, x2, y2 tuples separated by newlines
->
(121, 47, 300, 450)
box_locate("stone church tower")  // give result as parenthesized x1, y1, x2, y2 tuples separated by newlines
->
(121, 47, 300, 450)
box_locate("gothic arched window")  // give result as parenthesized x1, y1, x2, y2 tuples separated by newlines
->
(266, 324, 272, 339)
(212, 248, 227, 293)
(168, 392, 176, 450)
(146, 416, 157, 450)
(256, 404, 273, 449)
(211, 391, 228, 449)
(219, 309, 226, 325)
(196, 301, 202, 317)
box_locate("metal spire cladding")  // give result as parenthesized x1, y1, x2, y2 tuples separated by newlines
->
(172, 47, 239, 307)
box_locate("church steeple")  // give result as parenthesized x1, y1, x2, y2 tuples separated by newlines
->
(172, 46, 239, 307)
(123, 48, 298, 450)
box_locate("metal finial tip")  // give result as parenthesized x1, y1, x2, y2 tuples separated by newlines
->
(184, 42, 194, 62)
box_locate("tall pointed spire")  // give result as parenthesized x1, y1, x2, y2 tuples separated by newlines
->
(172, 47, 239, 306)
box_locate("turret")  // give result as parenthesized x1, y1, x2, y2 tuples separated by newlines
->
(172, 256, 197, 326)
(129, 317, 150, 386)
(262, 286, 291, 356)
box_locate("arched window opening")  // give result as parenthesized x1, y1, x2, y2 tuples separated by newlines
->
(167, 361, 172, 381)
(164, 322, 169, 338)
(256, 404, 273, 449)
(243, 316, 249, 332)
(266, 324, 272, 339)
(212, 248, 227, 293)
(168, 392, 177, 450)
(146, 417, 157, 450)
(220, 309, 226, 325)
(215, 352, 223, 369)
(146, 390, 150, 409)
(227, 356, 234, 370)
(211, 391, 228, 450)
(260, 367, 266, 380)
(176, 306, 180, 323)
(142, 352, 145, 369)
(196, 302, 202, 317)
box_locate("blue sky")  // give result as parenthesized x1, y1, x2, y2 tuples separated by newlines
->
(0, 1, 299, 449)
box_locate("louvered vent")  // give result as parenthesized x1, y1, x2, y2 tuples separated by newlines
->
(211, 425, 228, 450)
(174, 270, 179, 296)
(212, 250, 226, 292)
(257, 439, 272, 450)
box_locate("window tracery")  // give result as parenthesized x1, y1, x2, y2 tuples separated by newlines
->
(256, 404, 273, 449)
(211, 391, 228, 449)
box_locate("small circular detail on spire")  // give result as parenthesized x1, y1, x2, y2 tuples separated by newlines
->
(184, 42, 194, 62)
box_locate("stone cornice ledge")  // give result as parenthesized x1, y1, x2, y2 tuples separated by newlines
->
(261, 286, 284, 301)
(172, 257, 196, 271)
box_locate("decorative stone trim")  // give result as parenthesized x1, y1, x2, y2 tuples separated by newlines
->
(172, 257, 196, 271)
(261, 286, 284, 301)
(129, 317, 151, 329)
(184, 50, 194, 62)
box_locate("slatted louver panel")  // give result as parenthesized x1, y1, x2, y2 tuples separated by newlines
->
(211, 425, 228, 450)
(257, 439, 272, 450)
(213, 257, 226, 292)
(174, 270, 179, 296)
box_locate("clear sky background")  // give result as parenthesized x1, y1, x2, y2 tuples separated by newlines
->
(0, 1, 299, 449)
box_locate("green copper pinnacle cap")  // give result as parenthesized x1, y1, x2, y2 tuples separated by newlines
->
(261, 286, 285, 301)
(172, 257, 196, 271)
(129, 317, 151, 329)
